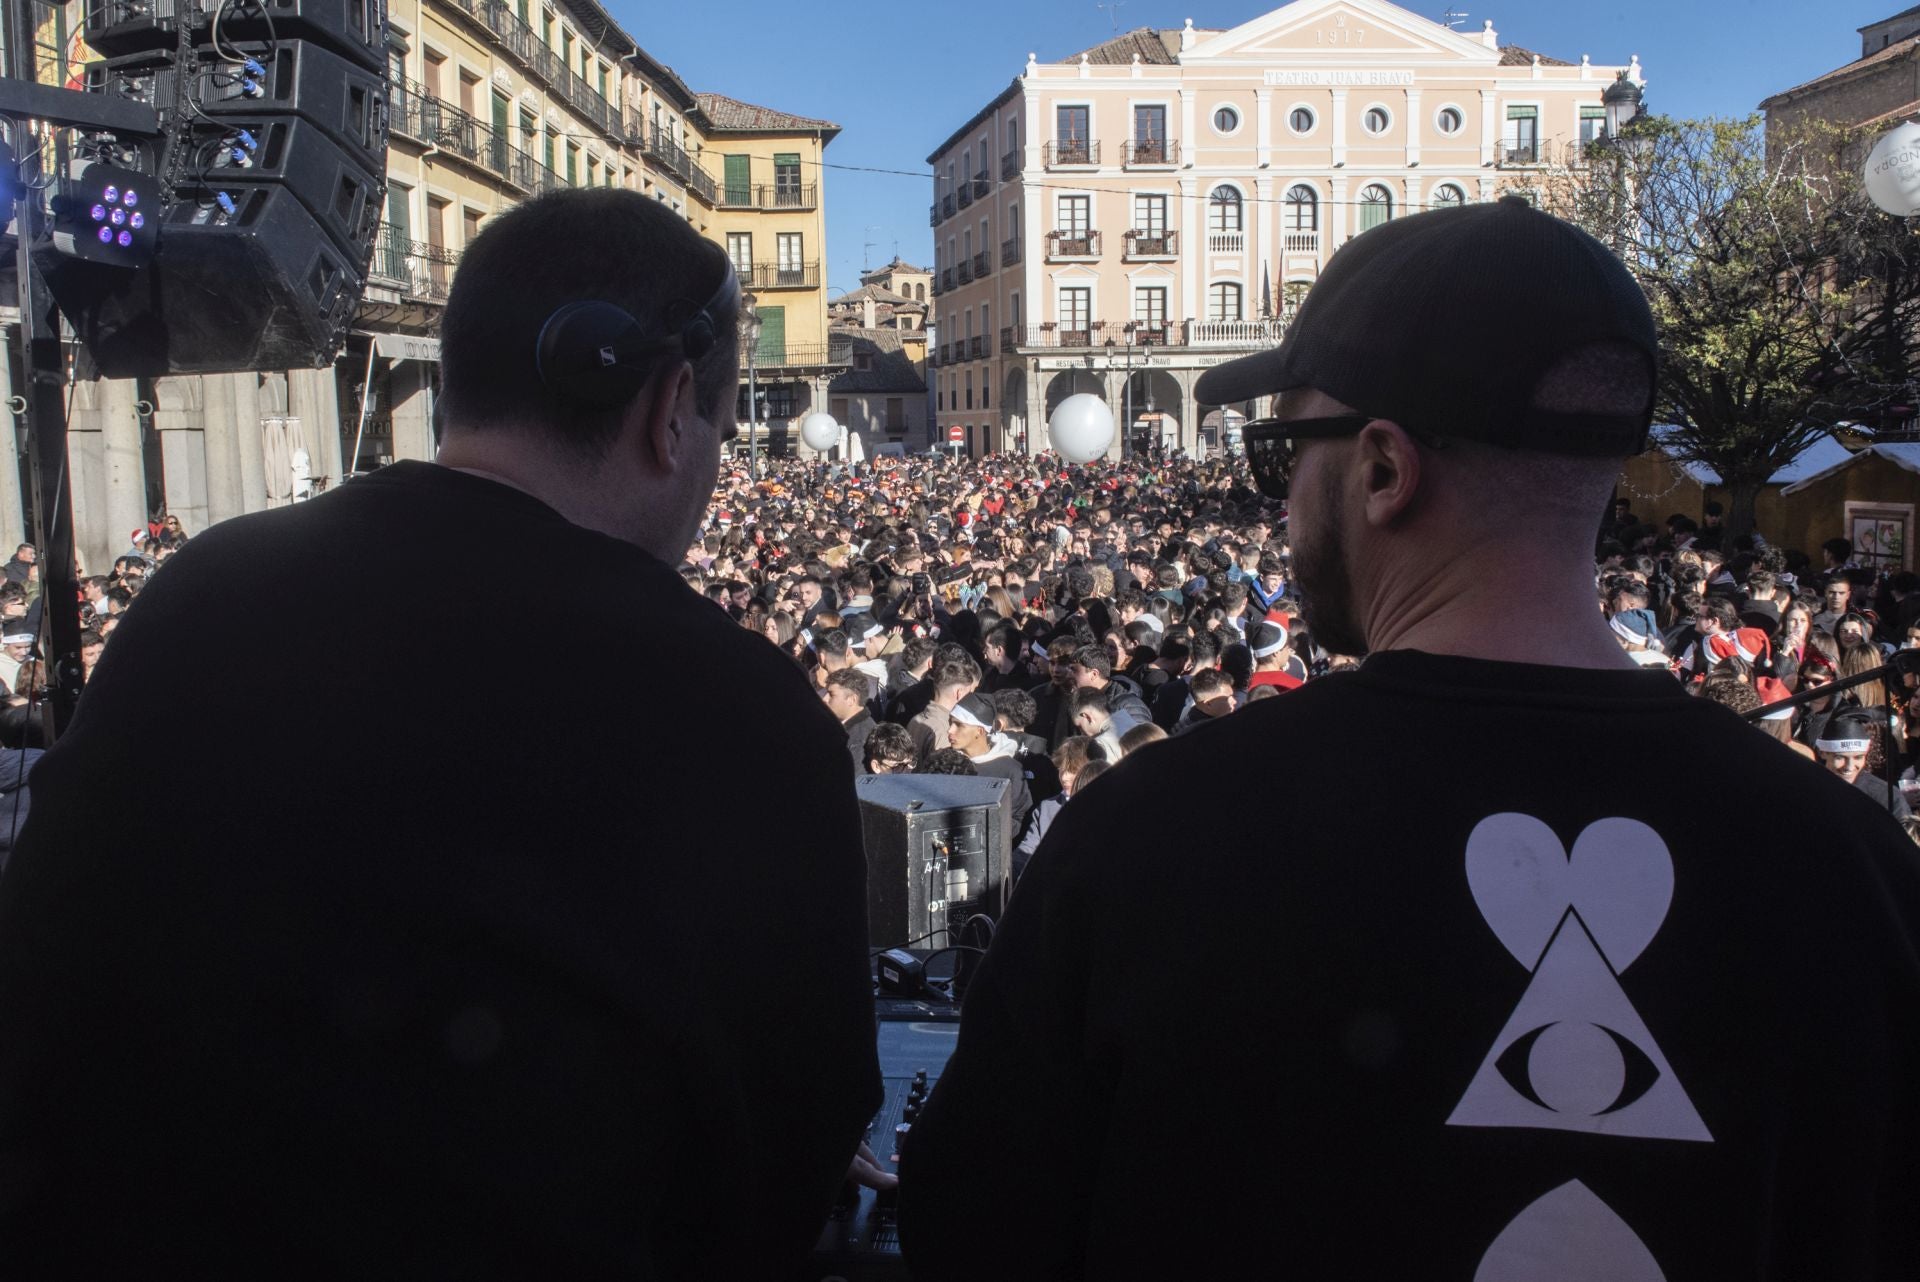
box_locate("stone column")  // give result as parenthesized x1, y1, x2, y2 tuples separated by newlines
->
(1173, 368, 1198, 455)
(0, 344, 27, 554)
(153, 375, 210, 537)
(200, 372, 241, 526)
(100, 378, 145, 568)
(1102, 367, 1124, 460)
(389, 360, 434, 462)
(288, 365, 342, 492)
(231, 371, 268, 515)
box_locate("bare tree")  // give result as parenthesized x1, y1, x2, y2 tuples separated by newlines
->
(1545, 115, 1920, 539)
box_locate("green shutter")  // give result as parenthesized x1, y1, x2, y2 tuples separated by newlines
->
(492, 93, 509, 134)
(1580, 105, 1605, 119)
(724, 154, 750, 204)
(383, 188, 410, 278)
(543, 132, 554, 172)
(566, 145, 577, 185)
(1506, 105, 1537, 119)
(773, 152, 800, 167)
(755, 305, 785, 364)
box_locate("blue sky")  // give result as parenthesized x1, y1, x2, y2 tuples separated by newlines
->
(606, 0, 1904, 298)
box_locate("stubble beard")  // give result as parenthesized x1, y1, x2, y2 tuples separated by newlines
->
(1291, 462, 1369, 658)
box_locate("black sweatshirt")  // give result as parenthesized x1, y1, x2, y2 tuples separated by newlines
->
(899, 651, 1920, 1280)
(0, 463, 880, 1278)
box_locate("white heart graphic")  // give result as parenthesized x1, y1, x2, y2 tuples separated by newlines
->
(1465, 814, 1674, 973)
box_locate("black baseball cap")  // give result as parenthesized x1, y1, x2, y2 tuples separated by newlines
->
(1195, 196, 1657, 456)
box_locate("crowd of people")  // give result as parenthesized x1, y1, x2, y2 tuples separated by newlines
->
(679, 450, 1920, 860)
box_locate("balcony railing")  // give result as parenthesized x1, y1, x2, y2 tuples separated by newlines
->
(367, 226, 461, 302)
(742, 261, 821, 290)
(387, 76, 559, 197)
(969, 335, 985, 359)
(942, 193, 956, 218)
(1001, 236, 1021, 266)
(957, 259, 974, 284)
(1001, 319, 1287, 350)
(1207, 231, 1246, 254)
(958, 182, 975, 210)
(942, 268, 956, 291)
(929, 202, 942, 227)
(686, 166, 718, 205)
(930, 274, 945, 298)
(1046, 230, 1101, 260)
(647, 125, 691, 182)
(1001, 148, 1020, 179)
(719, 182, 818, 211)
(740, 335, 854, 370)
(1187, 319, 1285, 346)
(1122, 138, 1180, 167)
(1500, 141, 1541, 167)
(1124, 229, 1178, 259)
(970, 174, 990, 199)
(1044, 139, 1098, 167)
(439, 0, 622, 145)
(1283, 230, 1321, 254)
(972, 250, 990, 277)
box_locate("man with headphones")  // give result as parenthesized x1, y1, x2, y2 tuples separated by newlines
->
(0, 190, 883, 1275)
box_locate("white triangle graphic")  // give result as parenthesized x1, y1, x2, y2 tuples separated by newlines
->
(1475, 1180, 1667, 1282)
(1448, 911, 1711, 1142)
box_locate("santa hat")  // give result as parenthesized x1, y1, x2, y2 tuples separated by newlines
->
(1249, 619, 1290, 659)
(1814, 714, 1873, 755)
(1706, 627, 1770, 667)
(1754, 676, 1794, 722)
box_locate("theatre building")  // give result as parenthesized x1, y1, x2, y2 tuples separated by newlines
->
(925, 0, 1639, 458)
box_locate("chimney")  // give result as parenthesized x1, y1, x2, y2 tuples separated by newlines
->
(863, 295, 877, 328)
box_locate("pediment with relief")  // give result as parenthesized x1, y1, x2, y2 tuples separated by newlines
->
(1186, 0, 1496, 63)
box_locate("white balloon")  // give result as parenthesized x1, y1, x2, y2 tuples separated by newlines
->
(799, 411, 840, 453)
(1047, 393, 1115, 464)
(1866, 121, 1920, 217)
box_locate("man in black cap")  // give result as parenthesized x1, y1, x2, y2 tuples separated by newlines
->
(901, 196, 1920, 1278)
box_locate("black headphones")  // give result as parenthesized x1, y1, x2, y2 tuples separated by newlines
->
(534, 252, 738, 410)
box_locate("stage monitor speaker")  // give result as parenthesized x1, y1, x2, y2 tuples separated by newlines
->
(93, 41, 387, 178)
(175, 115, 383, 261)
(856, 774, 1012, 953)
(40, 182, 363, 377)
(88, 0, 386, 72)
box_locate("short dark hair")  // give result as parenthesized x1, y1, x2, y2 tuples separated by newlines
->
(438, 188, 739, 455)
(864, 722, 914, 770)
(1700, 596, 1740, 631)
(1069, 644, 1111, 680)
(923, 748, 978, 776)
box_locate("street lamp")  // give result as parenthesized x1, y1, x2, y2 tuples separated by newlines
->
(740, 290, 762, 474)
(1602, 70, 1645, 142)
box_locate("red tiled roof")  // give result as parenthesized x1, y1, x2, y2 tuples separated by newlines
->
(1761, 33, 1920, 105)
(1499, 45, 1575, 67)
(693, 92, 840, 137)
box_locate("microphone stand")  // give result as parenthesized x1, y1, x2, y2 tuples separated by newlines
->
(1744, 648, 1920, 816)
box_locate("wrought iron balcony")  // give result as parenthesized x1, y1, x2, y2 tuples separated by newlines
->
(1001, 236, 1021, 266)
(719, 182, 818, 211)
(1000, 325, 1017, 353)
(1046, 230, 1101, 260)
(958, 182, 974, 209)
(1500, 141, 1541, 167)
(1123, 229, 1178, 259)
(972, 250, 990, 277)
(1001, 149, 1020, 179)
(942, 193, 956, 218)
(1128, 321, 1173, 346)
(1122, 138, 1179, 167)
(942, 267, 956, 291)
(740, 335, 853, 370)
(929, 202, 942, 227)
(367, 226, 460, 302)
(969, 335, 985, 359)
(971, 174, 990, 199)
(741, 261, 821, 290)
(387, 77, 558, 196)
(1044, 139, 1098, 167)
(957, 259, 974, 284)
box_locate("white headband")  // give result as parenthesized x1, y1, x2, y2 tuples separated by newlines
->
(1251, 632, 1288, 659)
(949, 703, 993, 730)
(1815, 736, 1872, 754)
(1608, 614, 1662, 650)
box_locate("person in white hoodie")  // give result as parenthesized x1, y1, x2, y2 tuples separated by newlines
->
(948, 693, 1032, 840)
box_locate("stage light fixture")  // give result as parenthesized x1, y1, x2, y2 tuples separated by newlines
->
(51, 161, 157, 266)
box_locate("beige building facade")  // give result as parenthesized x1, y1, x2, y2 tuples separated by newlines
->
(0, 0, 841, 566)
(926, 0, 1638, 458)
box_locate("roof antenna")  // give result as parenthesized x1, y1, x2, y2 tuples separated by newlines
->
(1096, 0, 1125, 32)
(1440, 6, 1470, 29)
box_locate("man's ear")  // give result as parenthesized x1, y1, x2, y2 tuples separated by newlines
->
(629, 360, 697, 476)
(1352, 420, 1424, 528)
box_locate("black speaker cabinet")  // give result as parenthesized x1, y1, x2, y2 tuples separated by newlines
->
(88, 0, 385, 71)
(41, 183, 362, 377)
(855, 774, 1012, 953)
(177, 115, 384, 261)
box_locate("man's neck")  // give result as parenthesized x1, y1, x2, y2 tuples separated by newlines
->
(1362, 539, 1638, 671)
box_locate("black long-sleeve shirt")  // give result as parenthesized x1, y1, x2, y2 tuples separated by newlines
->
(901, 651, 1920, 1280)
(0, 462, 880, 1277)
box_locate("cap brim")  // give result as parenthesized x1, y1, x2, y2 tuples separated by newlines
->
(1194, 347, 1293, 407)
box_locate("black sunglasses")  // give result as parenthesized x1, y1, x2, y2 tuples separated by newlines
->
(1242, 415, 1376, 499)
(1243, 414, 1447, 499)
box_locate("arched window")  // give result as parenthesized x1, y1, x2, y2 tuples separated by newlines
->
(1208, 186, 1243, 232)
(1358, 184, 1393, 232)
(1208, 281, 1243, 323)
(1284, 184, 1319, 232)
(1431, 183, 1467, 210)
